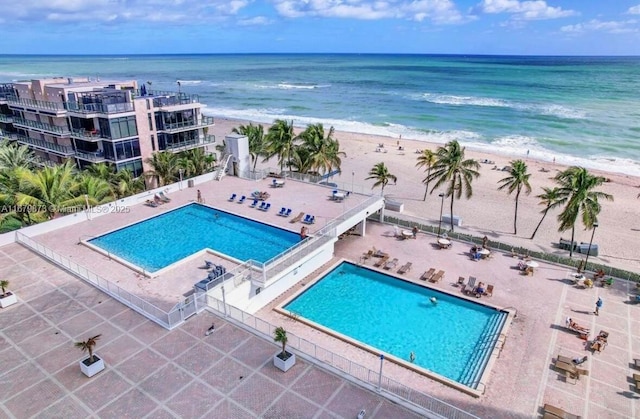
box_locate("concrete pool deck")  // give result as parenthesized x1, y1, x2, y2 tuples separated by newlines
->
(2, 175, 640, 418)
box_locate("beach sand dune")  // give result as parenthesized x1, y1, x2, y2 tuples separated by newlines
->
(210, 117, 640, 273)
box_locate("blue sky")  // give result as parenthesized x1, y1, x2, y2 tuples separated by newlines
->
(1, 1, 639, 55)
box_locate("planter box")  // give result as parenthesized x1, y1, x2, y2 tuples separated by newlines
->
(80, 355, 105, 377)
(273, 351, 296, 372)
(0, 292, 17, 308)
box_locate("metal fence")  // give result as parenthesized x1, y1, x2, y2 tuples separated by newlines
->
(206, 297, 480, 419)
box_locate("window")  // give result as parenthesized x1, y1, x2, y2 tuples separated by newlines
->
(151, 135, 155, 151)
(109, 115, 138, 139)
(113, 138, 141, 161)
(116, 158, 143, 177)
(148, 114, 153, 131)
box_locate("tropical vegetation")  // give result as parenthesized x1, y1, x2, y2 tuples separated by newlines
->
(0, 279, 9, 297)
(75, 334, 101, 363)
(497, 159, 532, 235)
(366, 162, 397, 195)
(273, 326, 289, 358)
(553, 166, 613, 257)
(415, 149, 436, 201)
(425, 140, 480, 232)
(530, 187, 562, 239)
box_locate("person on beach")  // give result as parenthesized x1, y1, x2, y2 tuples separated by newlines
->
(412, 226, 418, 239)
(594, 297, 603, 315)
(197, 189, 202, 203)
(300, 226, 308, 240)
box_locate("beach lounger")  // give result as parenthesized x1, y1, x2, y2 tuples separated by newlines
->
(284, 208, 292, 217)
(397, 262, 412, 274)
(290, 212, 305, 223)
(421, 268, 435, 281)
(456, 276, 465, 287)
(144, 199, 158, 208)
(237, 195, 246, 204)
(374, 255, 389, 268)
(543, 403, 582, 419)
(277, 207, 287, 216)
(260, 203, 271, 211)
(373, 249, 389, 258)
(430, 270, 445, 283)
(228, 193, 236, 202)
(249, 198, 258, 208)
(302, 215, 315, 224)
(159, 191, 171, 202)
(463, 277, 477, 294)
(484, 284, 494, 296)
(384, 258, 398, 270)
(257, 202, 266, 210)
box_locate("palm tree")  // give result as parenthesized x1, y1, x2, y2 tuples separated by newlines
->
(273, 326, 288, 357)
(415, 149, 436, 201)
(75, 334, 101, 364)
(297, 124, 345, 175)
(232, 123, 267, 171)
(177, 148, 216, 178)
(530, 187, 562, 239)
(76, 175, 114, 206)
(554, 166, 613, 257)
(426, 140, 480, 232)
(0, 279, 10, 297)
(497, 159, 532, 234)
(144, 151, 179, 186)
(0, 140, 39, 170)
(83, 162, 116, 183)
(264, 119, 296, 173)
(112, 169, 145, 199)
(366, 162, 397, 195)
(16, 161, 85, 219)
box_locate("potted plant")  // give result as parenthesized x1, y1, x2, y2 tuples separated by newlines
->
(0, 280, 17, 308)
(75, 334, 105, 377)
(273, 326, 296, 372)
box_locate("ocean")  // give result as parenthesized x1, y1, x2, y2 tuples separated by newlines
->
(1, 54, 639, 176)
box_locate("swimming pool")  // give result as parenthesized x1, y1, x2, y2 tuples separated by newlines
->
(282, 261, 508, 390)
(88, 203, 300, 272)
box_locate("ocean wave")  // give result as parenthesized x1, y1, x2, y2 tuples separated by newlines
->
(176, 80, 202, 85)
(254, 82, 329, 90)
(419, 92, 586, 120)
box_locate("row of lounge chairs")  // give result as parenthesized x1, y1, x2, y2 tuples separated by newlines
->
(553, 355, 589, 384)
(145, 191, 171, 207)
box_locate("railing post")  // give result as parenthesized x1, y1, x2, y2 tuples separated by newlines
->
(378, 354, 384, 391)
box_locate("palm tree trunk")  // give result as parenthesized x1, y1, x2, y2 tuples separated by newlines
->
(513, 189, 520, 235)
(423, 184, 429, 201)
(530, 207, 550, 239)
(449, 195, 455, 232)
(569, 226, 576, 258)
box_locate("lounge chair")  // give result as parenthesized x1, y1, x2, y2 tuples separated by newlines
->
(159, 191, 171, 202)
(565, 317, 590, 336)
(456, 276, 465, 287)
(249, 198, 258, 208)
(257, 202, 266, 210)
(373, 249, 389, 258)
(289, 212, 304, 223)
(384, 258, 398, 270)
(302, 215, 315, 224)
(153, 195, 164, 205)
(284, 208, 292, 217)
(277, 207, 287, 216)
(260, 203, 271, 212)
(420, 268, 435, 281)
(430, 270, 445, 283)
(144, 199, 158, 208)
(600, 277, 614, 287)
(228, 193, 237, 202)
(463, 277, 477, 294)
(543, 403, 582, 419)
(397, 262, 412, 274)
(484, 284, 494, 297)
(357, 409, 366, 419)
(635, 359, 640, 370)
(374, 255, 389, 268)
(204, 260, 215, 269)
(237, 195, 246, 204)
(553, 360, 584, 383)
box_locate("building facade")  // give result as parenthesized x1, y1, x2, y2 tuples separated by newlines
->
(0, 77, 215, 177)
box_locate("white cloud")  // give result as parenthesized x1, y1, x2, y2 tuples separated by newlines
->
(561, 19, 638, 35)
(273, 0, 468, 24)
(237, 16, 274, 26)
(628, 5, 640, 15)
(476, 0, 577, 20)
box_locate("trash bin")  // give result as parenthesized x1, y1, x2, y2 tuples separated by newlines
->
(578, 244, 598, 256)
(187, 179, 194, 188)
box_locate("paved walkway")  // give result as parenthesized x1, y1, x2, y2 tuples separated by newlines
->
(0, 243, 423, 419)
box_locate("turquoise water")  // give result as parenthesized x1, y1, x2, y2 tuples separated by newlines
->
(285, 262, 507, 387)
(89, 203, 299, 272)
(1, 54, 639, 175)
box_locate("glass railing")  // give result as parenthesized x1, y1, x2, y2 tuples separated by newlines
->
(6, 96, 66, 112)
(159, 116, 215, 133)
(66, 101, 134, 114)
(0, 114, 14, 123)
(70, 128, 105, 141)
(13, 117, 71, 135)
(15, 134, 74, 155)
(75, 150, 108, 162)
(142, 89, 200, 106)
(163, 135, 216, 152)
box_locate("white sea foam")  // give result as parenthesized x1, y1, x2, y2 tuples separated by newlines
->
(422, 93, 510, 108)
(254, 82, 329, 90)
(176, 80, 202, 85)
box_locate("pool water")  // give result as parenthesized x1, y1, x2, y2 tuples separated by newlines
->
(284, 262, 507, 388)
(89, 203, 300, 272)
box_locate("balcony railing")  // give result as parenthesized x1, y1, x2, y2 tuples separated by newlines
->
(75, 150, 109, 163)
(158, 116, 215, 134)
(13, 117, 71, 136)
(15, 134, 75, 155)
(66, 101, 135, 115)
(163, 135, 216, 152)
(0, 114, 14, 123)
(6, 96, 66, 113)
(70, 128, 105, 142)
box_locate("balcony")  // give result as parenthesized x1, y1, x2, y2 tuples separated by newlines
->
(66, 101, 134, 116)
(163, 135, 216, 152)
(158, 116, 215, 134)
(70, 128, 105, 142)
(15, 134, 75, 156)
(0, 114, 14, 123)
(13, 117, 71, 136)
(6, 97, 66, 114)
(75, 150, 109, 163)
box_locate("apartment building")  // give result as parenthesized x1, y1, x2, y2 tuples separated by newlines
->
(0, 77, 215, 177)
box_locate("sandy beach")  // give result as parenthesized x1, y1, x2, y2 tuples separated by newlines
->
(210, 117, 640, 274)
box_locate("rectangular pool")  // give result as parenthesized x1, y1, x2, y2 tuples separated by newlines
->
(89, 203, 300, 272)
(282, 261, 508, 390)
